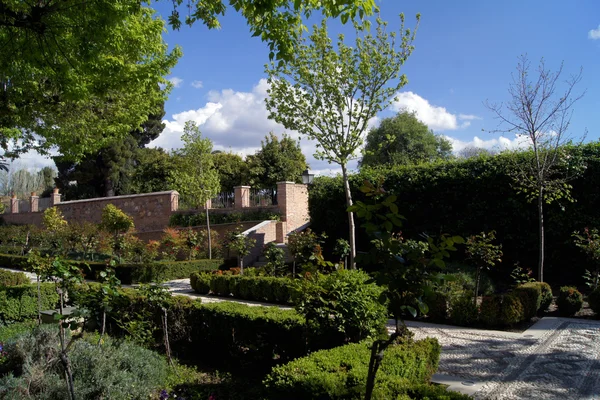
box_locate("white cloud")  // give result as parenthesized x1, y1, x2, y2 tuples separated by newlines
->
(191, 80, 204, 89)
(391, 92, 479, 131)
(444, 134, 531, 154)
(588, 25, 600, 40)
(152, 79, 370, 177)
(168, 77, 184, 88)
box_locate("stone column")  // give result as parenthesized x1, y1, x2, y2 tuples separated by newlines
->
(234, 186, 250, 209)
(170, 191, 179, 211)
(276, 221, 287, 243)
(30, 192, 39, 213)
(10, 195, 18, 214)
(50, 188, 61, 206)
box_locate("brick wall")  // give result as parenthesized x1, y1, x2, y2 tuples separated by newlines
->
(276, 182, 310, 236)
(2, 191, 179, 233)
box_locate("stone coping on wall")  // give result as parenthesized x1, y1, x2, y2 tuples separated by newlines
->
(58, 191, 178, 205)
(241, 220, 274, 236)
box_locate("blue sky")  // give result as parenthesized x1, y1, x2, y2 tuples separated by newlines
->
(21, 0, 600, 175)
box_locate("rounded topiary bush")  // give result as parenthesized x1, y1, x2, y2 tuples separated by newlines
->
(449, 294, 478, 326)
(588, 287, 600, 317)
(556, 286, 583, 317)
(536, 282, 553, 312)
(479, 295, 502, 327)
(498, 294, 524, 326)
(514, 283, 542, 320)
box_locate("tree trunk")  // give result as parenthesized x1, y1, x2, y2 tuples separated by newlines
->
(37, 276, 42, 326)
(206, 206, 212, 259)
(538, 187, 545, 282)
(341, 164, 356, 269)
(474, 267, 481, 306)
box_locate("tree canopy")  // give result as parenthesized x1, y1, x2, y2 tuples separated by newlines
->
(247, 132, 307, 189)
(360, 111, 453, 167)
(54, 102, 166, 199)
(266, 16, 419, 268)
(169, 121, 220, 209)
(0, 2, 180, 159)
(212, 151, 249, 193)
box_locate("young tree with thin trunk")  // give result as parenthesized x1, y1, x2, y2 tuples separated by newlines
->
(266, 16, 419, 268)
(486, 55, 585, 282)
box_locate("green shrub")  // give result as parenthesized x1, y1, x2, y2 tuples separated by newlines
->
(557, 286, 583, 317)
(424, 292, 449, 322)
(264, 337, 448, 400)
(514, 283, 542, 320)
(295, 270, 388, 344)
(0, 283, 59, 323)
(170, 209, 281, 227)
(588, 287, 600, 316)
(0, 325, 168, 399)
(533, 281, 553, 312)
(189, 272, 211, 294)
(0, 321, 36, 342)
(75, 285, 318, 374)
(479, 295, 502, 327)
(498, 294, 524, 326)
(0, 269, 30, 286)
(210, 275, 231, 296)
(449, 294, 478, 326)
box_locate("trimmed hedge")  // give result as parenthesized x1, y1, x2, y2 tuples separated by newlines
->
(309, 144, 600, 285)
(170, 209, 281, 227)
(0, 283, 59, 323)
(74, 285, 340, 375)
(514, 283, 542, 320)
(190, 273, 298, 304)
(0, 269, 30, 286)
(0, 253, 223, 284)
(588, 287, 600, 316)
(557, 286, 583, 317)
(263, 337, 468, 399)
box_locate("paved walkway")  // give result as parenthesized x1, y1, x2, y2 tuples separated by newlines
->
(4, 268, 600, 399)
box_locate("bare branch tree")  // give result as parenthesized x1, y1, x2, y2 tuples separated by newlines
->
(485, 54, 586, 282)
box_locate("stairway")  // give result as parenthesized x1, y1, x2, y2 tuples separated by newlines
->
(251, 243, 292, 267)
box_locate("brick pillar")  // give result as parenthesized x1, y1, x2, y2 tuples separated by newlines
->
(30, 192, 39, 213)
(170, 191, 179, 211)
(50, 188, 61, 206)
(234, 186, 250, 209)
(277, 181, 309, 234)
(10, 195, 18, 214)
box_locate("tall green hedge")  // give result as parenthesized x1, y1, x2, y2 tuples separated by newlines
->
(309, 143, 600, 285)
(0, 283, 59, 323)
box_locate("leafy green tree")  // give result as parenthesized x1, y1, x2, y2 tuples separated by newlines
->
(100, 204, 135, 262)
(360, 111, 453, 167)
(572, 227, 600, 290)
(0, 3, 180, 160)
(248, 132, 308, 189)
(465, 231, 503, 305)
(54, 103, 166, 199)
(457, 146, 494, 159)
(167, 0, 377, 62)
(169, 121, 220, 209)
(224, 227, 256, 275)
(486, 55, 585, 282)
(212, 151, 249, 193)
(266, 16, 419, 268)
(128, 148, 175, 194)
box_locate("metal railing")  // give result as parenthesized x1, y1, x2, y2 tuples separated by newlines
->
(38, 197, 52, 212)
(211, 192, 234, 209)
(17, 199, 30, 213)
(250, 188, 277, 207)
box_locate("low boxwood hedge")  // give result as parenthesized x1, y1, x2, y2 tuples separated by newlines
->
(0, 283, 59, 323)
(263, 337, 468, 399)
(0, 269, 30, 286)
(513, 283, 542, 320)
(190, 273, 298, 304)
(74, 284, 340, 375)
(0, 253, 223, 284)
